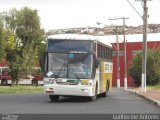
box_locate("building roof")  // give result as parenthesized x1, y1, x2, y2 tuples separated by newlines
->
(95, 33, 160, 44)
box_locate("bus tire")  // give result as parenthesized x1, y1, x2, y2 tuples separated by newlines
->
(1, 79, 8, 86)
(101, 80, 109, 97)
(89, 83, 98, 101)
(49, 95, 59, 102)
(32, 80, 38, 86)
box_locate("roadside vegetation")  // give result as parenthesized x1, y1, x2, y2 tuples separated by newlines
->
(129, 48, 160, 87)
(0, 7, 45, 86)
(148, 84, 160, 90)
(0, 85, 43, 93)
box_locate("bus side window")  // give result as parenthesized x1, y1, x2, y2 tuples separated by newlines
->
(40, 54, 46, 69)
(92, 55, 97, 78)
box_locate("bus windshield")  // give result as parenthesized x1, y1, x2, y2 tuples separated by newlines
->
(47, 53, 92, 79)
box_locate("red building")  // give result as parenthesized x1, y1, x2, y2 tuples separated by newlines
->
(111, 33, 160, 87)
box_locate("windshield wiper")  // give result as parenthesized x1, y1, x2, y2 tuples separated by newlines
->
(50, 74, 58, 78)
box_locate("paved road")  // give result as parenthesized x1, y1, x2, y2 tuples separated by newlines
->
(0, 88, 159, 114)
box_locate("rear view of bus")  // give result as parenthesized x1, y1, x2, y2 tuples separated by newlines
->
(43, 34, 112, 102)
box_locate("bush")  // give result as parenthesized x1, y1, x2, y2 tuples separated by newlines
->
(129, 49, 160, 86)
(129, 53, 142, 86)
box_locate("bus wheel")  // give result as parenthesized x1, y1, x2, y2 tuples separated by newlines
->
(32, 80, 38, 86)
(49, 95, 59, 102)
(1, 79, 8, 86)
(101, 80, 109, 97)
(89, 84, 98, 101)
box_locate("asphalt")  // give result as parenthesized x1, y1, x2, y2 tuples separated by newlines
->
(0, 88, 159, 114)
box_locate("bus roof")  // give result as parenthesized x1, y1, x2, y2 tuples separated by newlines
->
(47, 34, 112, 47)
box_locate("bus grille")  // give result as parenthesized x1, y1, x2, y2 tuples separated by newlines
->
(56, 82, 78, 85)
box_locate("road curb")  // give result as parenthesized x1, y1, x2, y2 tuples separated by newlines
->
(123, 89, 160, 107)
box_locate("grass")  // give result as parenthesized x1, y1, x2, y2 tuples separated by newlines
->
(147, 84, 160, 90)
(0, 85, 43, 93)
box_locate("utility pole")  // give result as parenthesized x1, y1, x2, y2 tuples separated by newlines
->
(109, 17, 129, 89)
(123, 17, 128, 90)
(136, 0, 151, 92)
(116, 27, 120, 88)
(109, 19, 120, 88)
(142, 0, 148, 93)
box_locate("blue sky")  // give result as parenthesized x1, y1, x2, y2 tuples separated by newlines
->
(0, 0, 160, 31)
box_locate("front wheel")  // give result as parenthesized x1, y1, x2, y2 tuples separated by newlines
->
(32, 80, 38, 86)
(101, 80, 110, 97)
(1, 80, 8, 86)
(49, 95, 59, 102)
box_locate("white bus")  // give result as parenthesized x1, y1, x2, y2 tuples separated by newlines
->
(43, 34, 112, 101)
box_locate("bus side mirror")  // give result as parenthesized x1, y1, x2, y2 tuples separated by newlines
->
(40, 53, 46, 69)
(95, 59, 99, 68)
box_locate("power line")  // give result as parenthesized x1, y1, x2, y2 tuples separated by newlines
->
(126, 0, 143, 19)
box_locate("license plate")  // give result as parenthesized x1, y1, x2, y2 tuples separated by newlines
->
(56, 79, 62, 82)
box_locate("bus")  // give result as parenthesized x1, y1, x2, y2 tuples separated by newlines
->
(0, 67, 43, 86)
(43, 34, 113, 101)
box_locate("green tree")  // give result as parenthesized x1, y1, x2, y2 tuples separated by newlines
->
(4, 7, 44, 86)
(129, 49, 160, 86)
(0, 16, 6, 60)
(15, 7, 44, 77)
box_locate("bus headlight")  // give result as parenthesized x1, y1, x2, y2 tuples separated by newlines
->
(81, 80, 88, 85)
(81, 89, 88, 93)
(81, 80, 93, 86)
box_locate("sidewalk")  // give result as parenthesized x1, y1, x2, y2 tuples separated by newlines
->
(124, 87, 160, 107)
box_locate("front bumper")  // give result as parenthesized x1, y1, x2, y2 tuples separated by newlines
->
(44, 84, 94, 97)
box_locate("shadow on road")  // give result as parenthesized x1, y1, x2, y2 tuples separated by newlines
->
(47, 95, 104, 103)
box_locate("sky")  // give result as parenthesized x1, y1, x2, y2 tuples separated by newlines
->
(0, 0, 160, 31)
